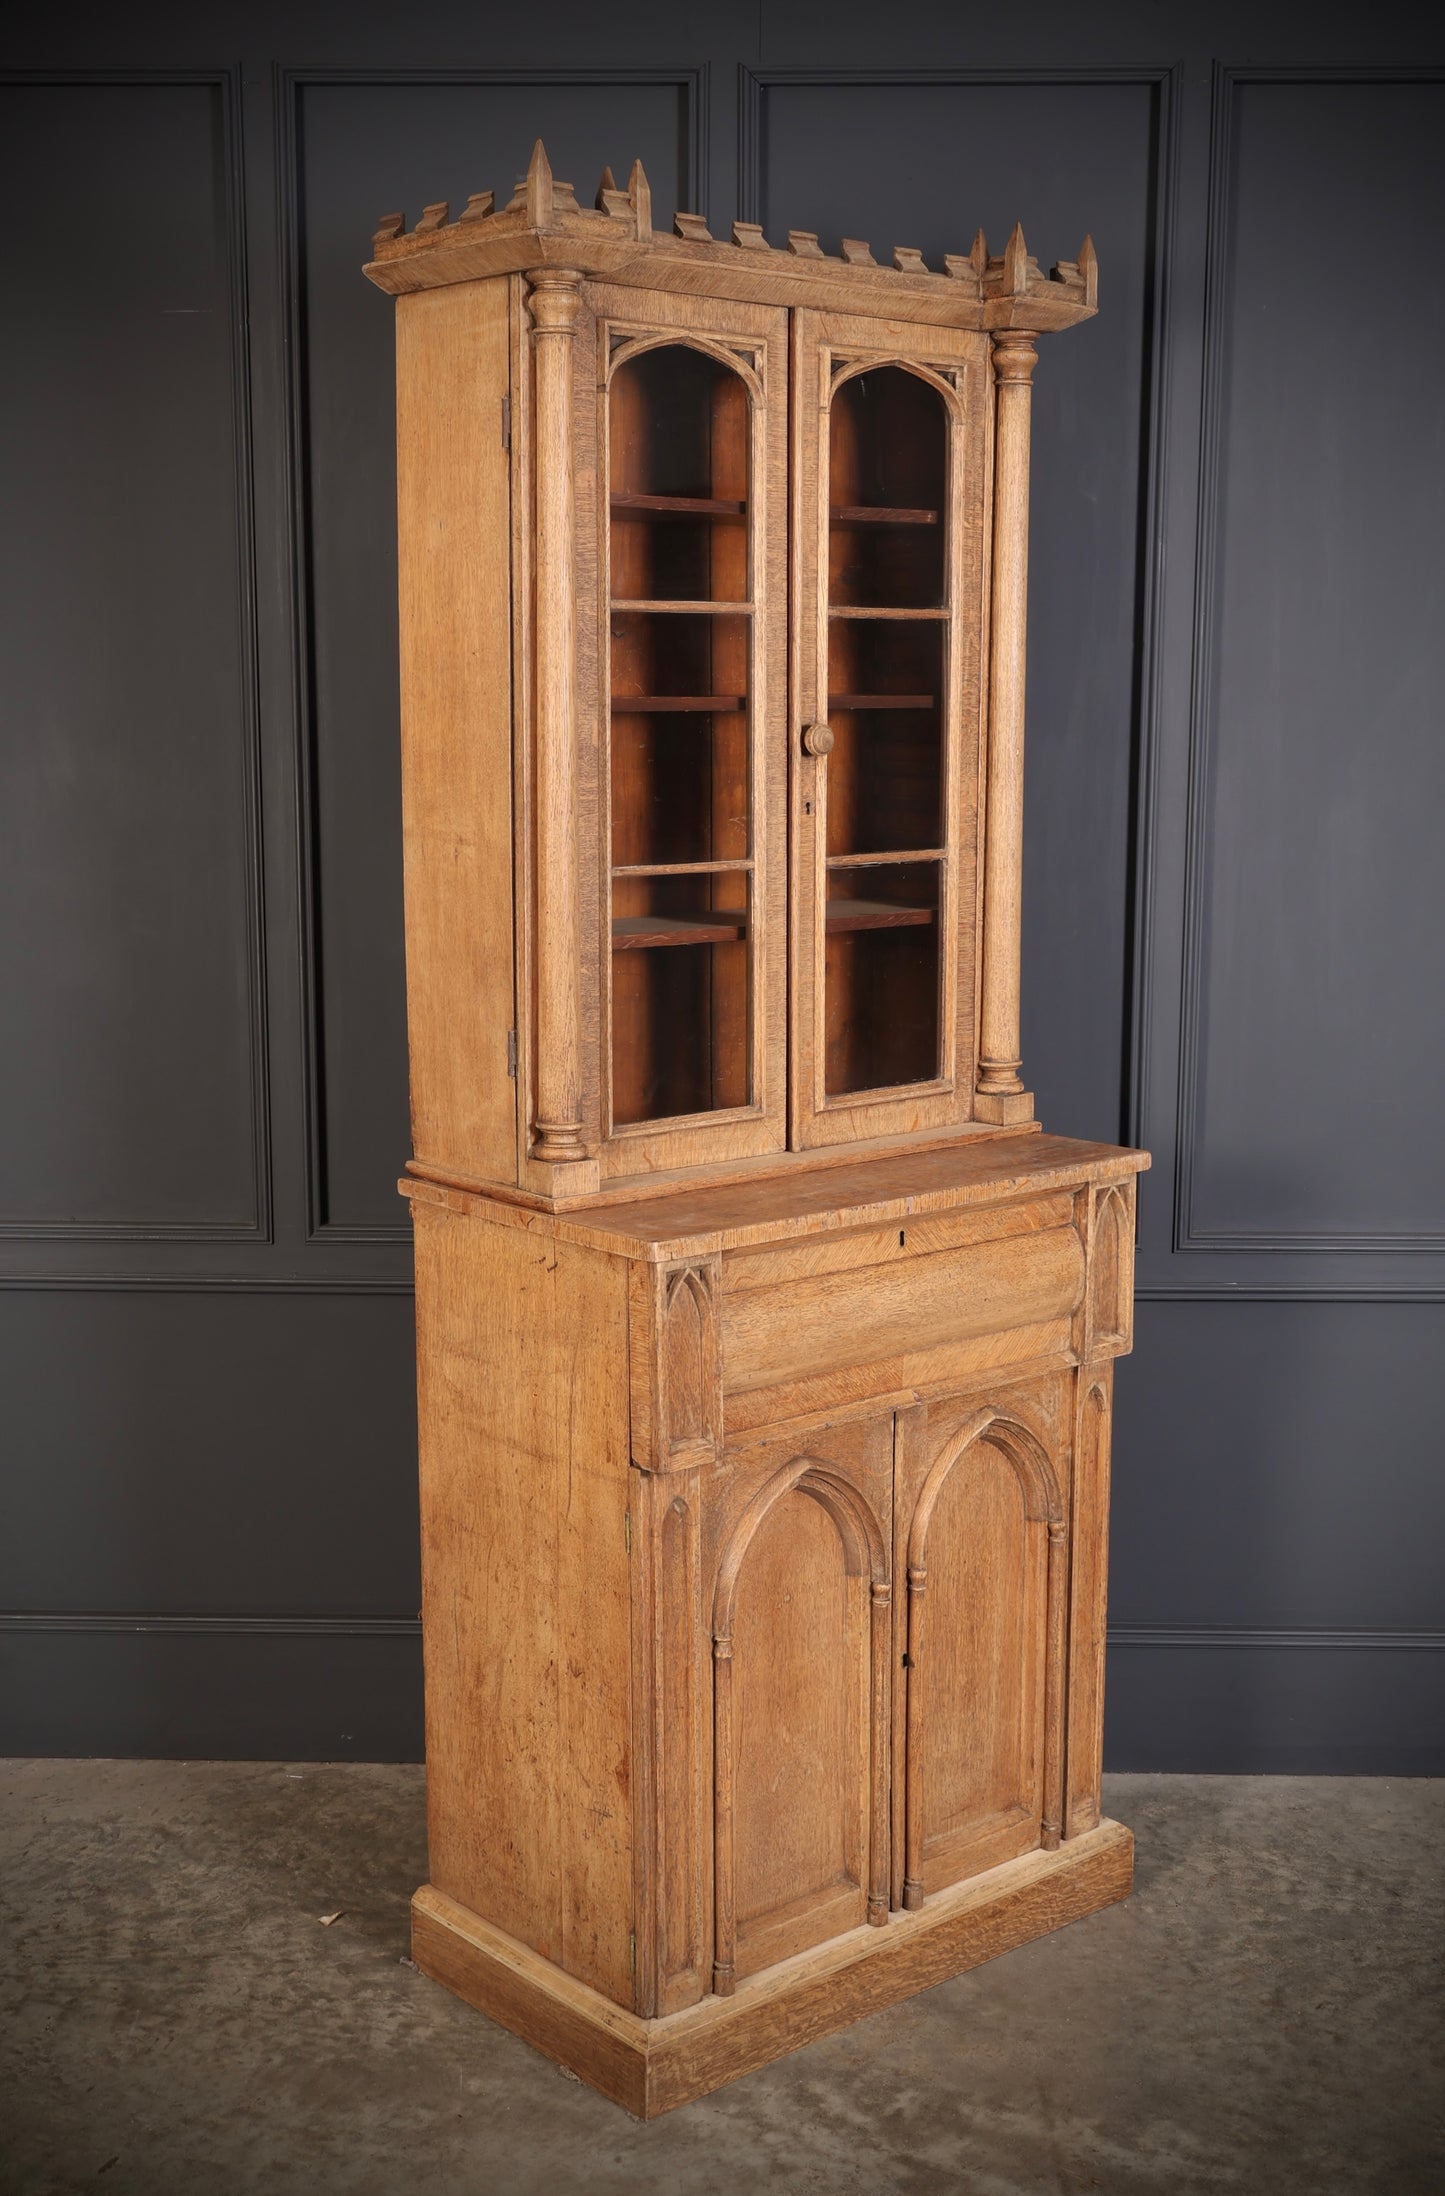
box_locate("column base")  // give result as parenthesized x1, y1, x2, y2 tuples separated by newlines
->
(411, 1818, 1133, 2119)
(972, 1087, 1036, 1126)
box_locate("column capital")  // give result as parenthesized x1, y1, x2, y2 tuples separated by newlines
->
(526, 265, 583, 333)
(991, 330, 1039, 386)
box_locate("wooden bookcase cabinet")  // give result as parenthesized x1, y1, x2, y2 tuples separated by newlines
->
(366, 145, 1148, 2117)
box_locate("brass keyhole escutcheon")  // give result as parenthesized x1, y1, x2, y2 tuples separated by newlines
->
(801, 721, 834, 757)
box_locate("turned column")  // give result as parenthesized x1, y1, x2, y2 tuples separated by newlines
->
(528, 267, 588, 1163)
(976, 329, 1039, 1123)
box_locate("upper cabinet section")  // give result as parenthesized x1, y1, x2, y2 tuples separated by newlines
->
(372, 145, 1097, 1209)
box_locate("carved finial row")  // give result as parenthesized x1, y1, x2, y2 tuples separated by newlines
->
(369, 148, 1097, 312)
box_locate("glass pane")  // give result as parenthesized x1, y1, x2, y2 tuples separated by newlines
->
(822, 366, 949, 1096)
(826, 622, 943, 857)
(824, 863, 941, 1096)
(609, 346, 749, 603)
(828, 368, 946, 609)
(611, 874, 750, 1125)
(610, 711, 749, 868)
(608, 345, 754, 1126)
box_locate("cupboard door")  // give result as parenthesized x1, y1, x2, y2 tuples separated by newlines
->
(790, 310, 992, 1149)
(706, 1421, 891, 1993)
(587, 284, 789, 1179)
(895, 1392, 1068, 1904)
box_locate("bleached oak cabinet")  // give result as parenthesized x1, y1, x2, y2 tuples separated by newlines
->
(365, 143, 1148, 2117)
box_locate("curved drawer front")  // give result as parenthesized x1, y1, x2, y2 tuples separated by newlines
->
(721, 1219, 1085, 1430)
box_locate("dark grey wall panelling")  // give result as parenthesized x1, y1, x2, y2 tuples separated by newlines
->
(0, 76, 265, 1237)
(1, 6, 1442, 1767)
(1180, 71, 1445, 1254)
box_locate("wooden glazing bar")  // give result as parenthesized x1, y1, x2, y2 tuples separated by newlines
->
(828, 607, 949, 622)
(827, 693, 935, 710)
(611, 696, 747, 714)
(830, 504, 939, 526)
(611, 492, 746, 518)
(610, 600, 756, 615)
(825, 849, 944, 868)
(612, 859, 753, 878)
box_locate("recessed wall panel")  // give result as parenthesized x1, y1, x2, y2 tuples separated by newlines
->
(0, 82, 258, 1230)
(1189, 78, 1445, 1244)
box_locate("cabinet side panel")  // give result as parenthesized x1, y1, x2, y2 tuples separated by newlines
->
(396, 281, 517, 1186)
(411, 1204, 633, 2004)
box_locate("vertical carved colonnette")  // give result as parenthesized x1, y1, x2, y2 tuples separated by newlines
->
(711, 1633, 736, 1997)
(868, 1578, 892, 1924)
(528, 267, 588, 1162)
(976, 330, 1039, 1118)
(901, 1557, 927, 1911)
(1042, 1518, 1068, 1850)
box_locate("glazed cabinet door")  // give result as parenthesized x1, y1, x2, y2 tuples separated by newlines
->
(587, 284, 790, 1180)
(703, 1418, 892, 1995)
(893, 1380, 1070, 1907)
(790, 310, 992, 1149)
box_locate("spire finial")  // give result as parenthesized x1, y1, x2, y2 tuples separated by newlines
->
(1002, 221, 1029, 295)
(628, 157, 652, 240)
(526, 139, 553, 226)
(1078, 234, 1098, 308)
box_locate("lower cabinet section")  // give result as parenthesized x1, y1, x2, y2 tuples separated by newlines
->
(406, 1145, 1144, 2110)
(635, 1373, 1093, 2023)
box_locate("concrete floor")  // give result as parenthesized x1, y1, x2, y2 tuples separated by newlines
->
(1, 1767, 1441, 2196)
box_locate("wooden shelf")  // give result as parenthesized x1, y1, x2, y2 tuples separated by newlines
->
(830, 504, 939, 526)
(611, 696, 747, 713)
(611, 492, 746, 518)
(612, 914, 747, 950)
(610, 600, 753, 616)
(827, 694, 935, 711)
(825, 899, 935, 933)
(828, 606, 948, 621)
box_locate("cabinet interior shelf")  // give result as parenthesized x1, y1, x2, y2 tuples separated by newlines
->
(611, 696, 747, 713)
(612, 915, 746, 949)
(611, 492, 746, 518)
(830, 504, 939, 526)
(611, 901, 935, 950)
(824, 898, 936, 933)
(827, 693, 935, 711)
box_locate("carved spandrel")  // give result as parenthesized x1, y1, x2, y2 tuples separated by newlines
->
(1086, 1182, 1135, 1358)
(629, 1256, 723, 1473)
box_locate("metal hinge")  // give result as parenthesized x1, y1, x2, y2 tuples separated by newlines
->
(501, 395, 511, 451)
(629, 1930, 636, 1975)
(506, 1028, 517, 1078)
(624, 1511, 631, 1554)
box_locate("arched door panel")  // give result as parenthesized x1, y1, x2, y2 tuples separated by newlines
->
(708, 1425, 892, 1995)
(729, 1487, 869, 1977)
(901, 1408, 1062, 1903)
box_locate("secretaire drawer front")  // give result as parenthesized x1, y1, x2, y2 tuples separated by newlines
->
(720, 1222, 1084, 1414)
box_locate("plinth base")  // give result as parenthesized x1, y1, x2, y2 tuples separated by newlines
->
(411, 1818, 1133, 2118)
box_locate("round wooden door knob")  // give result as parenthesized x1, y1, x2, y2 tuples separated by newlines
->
(801, 721, 834, 756)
